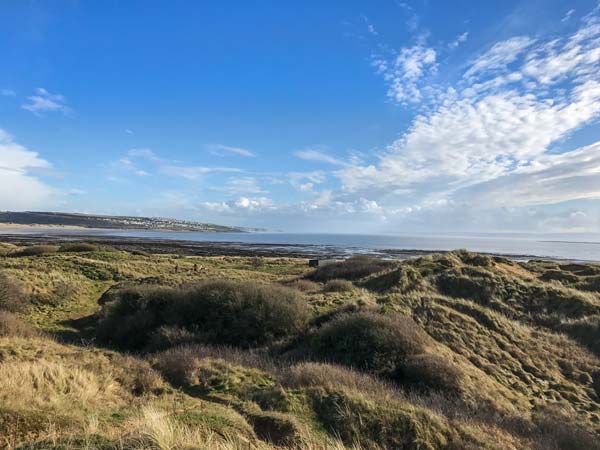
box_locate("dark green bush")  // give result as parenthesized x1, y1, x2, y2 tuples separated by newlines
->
(58, 242, 99, 252)
(11, 245, 58, 257)
(307, 256, 393, 282)
(308, 311, 428, 379)
(96, 280, 311, 350)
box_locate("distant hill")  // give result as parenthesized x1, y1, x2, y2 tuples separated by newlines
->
(0, 211, 244, 232)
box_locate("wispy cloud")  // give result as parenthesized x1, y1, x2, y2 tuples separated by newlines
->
(294, 148, 348, 166)
(335, 7, 600, 231)
(463, 36, 535, 79)
(1, 89, 16, 97)
(209, 176, 267, 195)
(362, 15, 378, 36)
(111, 148, 241, 180)
(449, 31, 469, 49)
(561, 9, 575, 22)
(208, 144, 256, 158)
(398, 2, 419, 32)
(21, 88, 70, 116)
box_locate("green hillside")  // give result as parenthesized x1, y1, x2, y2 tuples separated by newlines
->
(1, 242, 599, 450)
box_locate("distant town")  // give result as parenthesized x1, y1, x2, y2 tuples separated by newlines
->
(0, 211, 247, 232)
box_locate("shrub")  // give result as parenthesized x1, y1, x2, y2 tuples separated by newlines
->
(148, 325, 199, 350)
(399, 354, 464, 394)
(154, 344, 274, 387)
(308, 311, 429, 379)
(0, 272, 27, 312)
(58, 242, 99, 253)
(0, 311, 40, 337)
(323, 279, 354, 293)
(153, 345, 204, 385)
(96, 280, 311, 350)
(11, 245, 58, 257)
(286, 279, 321, 293)
(307, 255, 393, 282)
(96, 285, 181, 349)
(282, 362, 398, 400)
(169, 281, 310, 348)
(113, 356, 165, 396)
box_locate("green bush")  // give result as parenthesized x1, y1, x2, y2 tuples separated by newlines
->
(58, 242, 99, 253)
(307, 256, 393, 282)
(11, 245, 58, 257)
(323, 279, 354, 293)
(96, 280, 311, 350)
(308, 311, 428, 379)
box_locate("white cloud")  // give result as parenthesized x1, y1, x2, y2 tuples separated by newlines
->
(449, 32, 469, 49)
(0, 129, 57, 209)
(111, 148, 241, 180)
(463, 36, 535, 79)
(562, 9, 575, 22)
(161, 165, 241, 180)
(208, 144, 256, 158)
(125, 129, 134, 135)
(1, 89, 16, 97)
(373, 45, 437, 104)
(288, 171, 326, 192)
(294, 148, 347, 166)
(21, 88, 69, 116)
(201, 196, 273, 213)
(337, 9, 600, 231)
(362, 16, 378, 36)
(209, 176, 266, 195)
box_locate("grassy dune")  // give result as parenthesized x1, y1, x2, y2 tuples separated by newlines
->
(1, 243, 600, 449)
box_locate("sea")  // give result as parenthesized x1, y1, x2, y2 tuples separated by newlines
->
(2, 228, 600, 262)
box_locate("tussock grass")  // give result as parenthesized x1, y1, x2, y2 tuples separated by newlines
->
(2, 249, 600, 449)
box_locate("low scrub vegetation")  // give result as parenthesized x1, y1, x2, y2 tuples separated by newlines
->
(96, 280, 311, 350)
(306, 311, 429, 379)
(0, 272, 27, 312)
(58, 242, 100, 253)
(11, 244, 59, 257)
(323, 279, 355, 292)
(2, 247, 600, 450)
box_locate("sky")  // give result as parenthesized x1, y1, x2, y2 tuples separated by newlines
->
(1, 0, 600, 233)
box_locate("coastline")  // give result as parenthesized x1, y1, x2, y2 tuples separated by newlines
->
(0, 230, 582, 262)
(0, 223, 90, 230)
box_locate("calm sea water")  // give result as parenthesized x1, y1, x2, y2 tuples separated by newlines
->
(3, 228, 600, 261)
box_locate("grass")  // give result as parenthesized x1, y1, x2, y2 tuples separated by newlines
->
(1, 245, 600, 449)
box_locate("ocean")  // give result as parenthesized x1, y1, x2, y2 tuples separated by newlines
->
(2, 228, 600, 261)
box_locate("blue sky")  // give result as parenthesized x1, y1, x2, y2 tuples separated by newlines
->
(1, 0, 600, 233)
